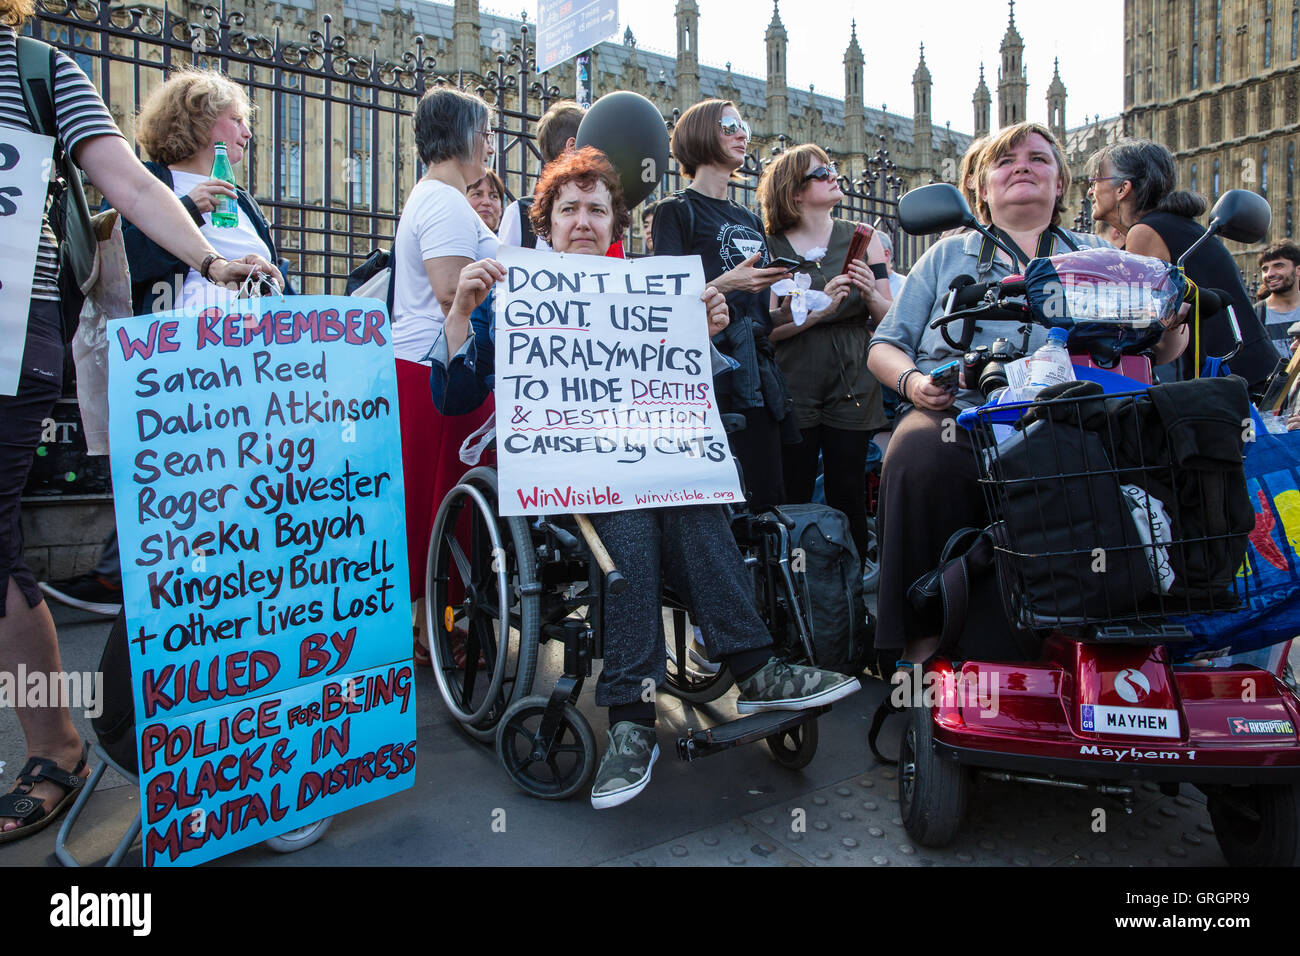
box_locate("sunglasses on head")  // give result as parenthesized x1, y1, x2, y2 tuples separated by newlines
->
(802, 163, 838, 183)
(718, 117, 751, 140)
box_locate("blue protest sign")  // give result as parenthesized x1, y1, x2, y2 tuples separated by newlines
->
(537, 0, 619, 73)
(108, 295, 414, 866)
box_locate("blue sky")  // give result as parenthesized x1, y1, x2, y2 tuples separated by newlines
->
(496, 0, 1125, 134)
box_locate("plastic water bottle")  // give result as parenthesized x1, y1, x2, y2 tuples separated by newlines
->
(1024, 327, 1074, 394)
(210, 142, 239, 228)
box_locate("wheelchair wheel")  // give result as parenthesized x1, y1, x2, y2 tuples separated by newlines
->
(765, 716, 818, 769)
(860, 517, 880, 594)
(661, 604, 735, 703)
(427, 467, 539, 742)
(496, 695, 598, 800)
(898, 700, 968, 847)
(263, 816, 332, 853)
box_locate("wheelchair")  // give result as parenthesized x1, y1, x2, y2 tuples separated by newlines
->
(422, 459, 831, 800)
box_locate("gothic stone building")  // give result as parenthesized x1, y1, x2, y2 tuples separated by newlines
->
(1123, 0, 1300, 279)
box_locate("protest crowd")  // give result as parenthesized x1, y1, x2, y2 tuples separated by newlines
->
(4, 0, 1300, 869)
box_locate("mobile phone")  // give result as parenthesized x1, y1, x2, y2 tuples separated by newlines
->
(929, 360, 960, 391)
(768, 256, 803, 271)
(840, 223, 873, 275)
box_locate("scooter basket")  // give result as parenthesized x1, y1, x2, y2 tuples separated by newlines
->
(969, 384, 1252, 636)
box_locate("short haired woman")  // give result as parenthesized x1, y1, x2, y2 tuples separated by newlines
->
(430, 147, 859, 809)
(467, 168, 505, 233)
(757, 144, 891, 563)
(391, 87, 499, 657)
(123, 68, 289, 313)
(652, 99, 795, 509)
(1087, 138, 1276, 391)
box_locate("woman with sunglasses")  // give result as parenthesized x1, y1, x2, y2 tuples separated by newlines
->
(390, 87, 499, 666)
(651, 99, 796, 509)
(756, 144, 891, 564)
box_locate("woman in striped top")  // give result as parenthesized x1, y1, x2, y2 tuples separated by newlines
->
(0, 0, 282, 844)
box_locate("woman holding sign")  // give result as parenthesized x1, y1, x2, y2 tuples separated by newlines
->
(0, 0, 280, 842)
(428, 148, 859, 810)
(390, 87, 499, 665)
(651, 100, 796, 510)
(757, 144, 891, 565)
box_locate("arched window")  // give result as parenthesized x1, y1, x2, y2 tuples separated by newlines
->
(277, 74, 303, 201)
(1213, 157, 1221, 197)
(1265, 1, 1274, 68)
(1262, 147, 1269, 198)
(1190, 161, 1198, 194)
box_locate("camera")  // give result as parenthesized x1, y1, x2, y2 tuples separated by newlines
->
(963, 337, 1018, 399)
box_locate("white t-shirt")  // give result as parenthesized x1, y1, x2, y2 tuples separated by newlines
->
(170, 170, 274, 309)
(392, 179, 499, 364)
(497, 199, 552, 252)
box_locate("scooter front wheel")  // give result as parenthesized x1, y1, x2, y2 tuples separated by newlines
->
(1207, 782, 1300, 866)
(898, 702, 968, 847)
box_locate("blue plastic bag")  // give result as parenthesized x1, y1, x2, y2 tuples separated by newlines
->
(1170, 407, 1300, 661)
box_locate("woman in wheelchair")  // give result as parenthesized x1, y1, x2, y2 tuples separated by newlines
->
(428, 148, 859, 809)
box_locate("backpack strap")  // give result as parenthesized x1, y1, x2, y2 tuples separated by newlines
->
(671, 189, 695, 252)
(518, 196, 538, 250)
(15, 36, 97, 293)
(16, 37, 57, 139)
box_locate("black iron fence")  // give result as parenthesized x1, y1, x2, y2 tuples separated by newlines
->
(29, 0, 922, 294)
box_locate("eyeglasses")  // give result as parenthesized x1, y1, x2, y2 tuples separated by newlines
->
(1087, 175, 1124, 186)
(476, 127, 495, 141)
(803, 163, 839, 183)
(718, 117, 751, 140)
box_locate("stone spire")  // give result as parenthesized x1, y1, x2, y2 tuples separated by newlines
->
(997, 0, 1027, 127)
(675, 0, 699, 109)
(1046, 56, 1067, 143)
(973, 62, 991, 137)
(764, 0, 788, 132)
(843, 20, 865, 160)
(913, 43, 932, 173)
(452, 0, 480, 76)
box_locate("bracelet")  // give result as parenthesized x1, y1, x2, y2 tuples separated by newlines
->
(869, 262, 889, 280)
(199, 253, 225, 281)
(896, 366, 920, 398)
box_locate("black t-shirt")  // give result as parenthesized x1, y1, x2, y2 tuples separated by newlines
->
(1137, 211, 1278, 388)
(650, 188, 772, 335)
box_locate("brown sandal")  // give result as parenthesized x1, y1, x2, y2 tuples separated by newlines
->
(0, 739, 90, 844)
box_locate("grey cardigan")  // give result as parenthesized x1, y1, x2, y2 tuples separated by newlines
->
(869, 228, 1107, 409)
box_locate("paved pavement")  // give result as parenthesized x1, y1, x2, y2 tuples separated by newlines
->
(1, 602, 1262, 868)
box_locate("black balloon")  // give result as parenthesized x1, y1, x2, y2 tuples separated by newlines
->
(575, 90, 669, 209)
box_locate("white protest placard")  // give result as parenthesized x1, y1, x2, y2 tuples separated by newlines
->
(0, 127, 54, 396)
(494, 247, 744, 516)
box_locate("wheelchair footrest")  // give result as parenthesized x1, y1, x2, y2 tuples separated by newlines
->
(675, 707, 828, 762)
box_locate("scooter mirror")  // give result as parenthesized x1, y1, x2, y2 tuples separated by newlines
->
(898, 183, 973, 236)
(1207, 189, 1271, 245)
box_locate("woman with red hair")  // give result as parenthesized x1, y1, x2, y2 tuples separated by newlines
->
(429, 148, 859, 810)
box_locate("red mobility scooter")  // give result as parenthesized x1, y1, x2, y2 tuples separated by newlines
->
(891, 183, 1300, 866)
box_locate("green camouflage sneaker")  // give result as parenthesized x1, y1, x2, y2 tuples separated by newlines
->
(735, 658, 861, 714)
(590, 722, 660, 810)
